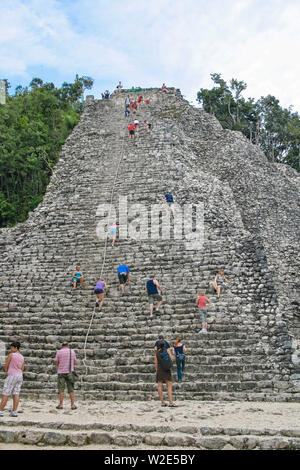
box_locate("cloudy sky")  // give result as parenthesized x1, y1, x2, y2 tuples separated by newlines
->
(1, 0, 299, 110)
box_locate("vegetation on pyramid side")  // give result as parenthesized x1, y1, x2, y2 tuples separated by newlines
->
(0, 75, 93, 228)
(197, 73, 300, 172)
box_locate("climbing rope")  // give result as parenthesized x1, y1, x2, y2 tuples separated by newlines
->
(82, 114, 128, 377)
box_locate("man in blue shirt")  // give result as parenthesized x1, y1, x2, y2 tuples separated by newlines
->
(117, 265, 130, 295)
(145, 275, 163, 318)
(164, 193, 175, 216)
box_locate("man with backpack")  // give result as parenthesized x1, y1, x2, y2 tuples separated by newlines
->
(154, 340, 177, 407)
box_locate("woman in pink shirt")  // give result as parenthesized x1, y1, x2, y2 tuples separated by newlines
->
(196, 290, 211, 334)
(0, 342, 24, 417)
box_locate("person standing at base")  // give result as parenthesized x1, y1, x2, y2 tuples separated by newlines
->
(55, 342, 77, 410)
(197, 290, 211, 333)
(154, 335, 170, 352)
(154, 340, 177, 407)
(146, 275, 163, 318)
(0, 342, 24, 418)
(172, 337, 186, 382)
(117, 264, 130, 295)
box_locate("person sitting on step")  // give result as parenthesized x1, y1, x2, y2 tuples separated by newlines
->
(146, 275, 163, 319)
(72, 265, 83, 289)
(137, 95, 143, 104)
(94, 277, 108, 312)
(117, 264, 130, 295)
(212, 269, 231, 300)
(196, 290, 211, 333)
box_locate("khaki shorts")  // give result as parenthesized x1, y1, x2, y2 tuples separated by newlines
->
(58, 374, 74, 393)
(199, 308, 207, 322)
(148, 294, 162, 304)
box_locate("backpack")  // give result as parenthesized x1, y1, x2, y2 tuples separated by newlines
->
(158, 348, 173, 371)
(165, 193, 174, 203)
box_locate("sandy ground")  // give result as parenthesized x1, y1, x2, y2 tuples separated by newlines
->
(0, 399, 299, 429)
(0, 399, 299, 450)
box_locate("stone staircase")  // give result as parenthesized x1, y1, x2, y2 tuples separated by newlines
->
(0, 419, 299, 449)
(0, 88, 299, 401)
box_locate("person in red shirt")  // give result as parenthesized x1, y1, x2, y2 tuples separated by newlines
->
(137, 96, 143, 104)
(196, 290, 211, 334)
(128, 123, 135, 140)
(145, 99, 150, 106)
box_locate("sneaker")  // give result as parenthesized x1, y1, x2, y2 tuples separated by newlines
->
(9, 411, 18, 417)
(199, 329, 208, 334)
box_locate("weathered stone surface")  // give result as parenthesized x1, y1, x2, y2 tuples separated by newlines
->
(67, 433, 88, 446)
(112, 434, 142, 446)
(144, 433, 165, 446)
(163, 433, 196, 447)
(0, 430, 17, 443)
(90, 432, 112, 444)
(0, 87, 299, 401)
(44, 432, 67, 446)
(18, 430, 43, 445)
(196, 437, 228, 450)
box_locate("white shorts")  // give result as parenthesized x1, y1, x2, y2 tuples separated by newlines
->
(2, 375, 23, 396)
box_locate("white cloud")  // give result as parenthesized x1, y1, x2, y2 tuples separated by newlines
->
(0, 0, 299, 111)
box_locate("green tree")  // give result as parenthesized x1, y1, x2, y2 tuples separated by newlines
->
(197, 74, 300, 171)
(0, 75, 94, 227)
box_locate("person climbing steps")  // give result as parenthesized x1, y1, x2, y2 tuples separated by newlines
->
(94, 278, 108, 312)
(164, 192, 175, 216)
(146, 275, 163, 319)
(128, 123, 135, 140)
(117, 264, 130, 295)
(196, 289, 211, 333)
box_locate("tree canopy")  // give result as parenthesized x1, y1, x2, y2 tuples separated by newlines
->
(197, 74, 300, 171)
(0, 75, 93, 227)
